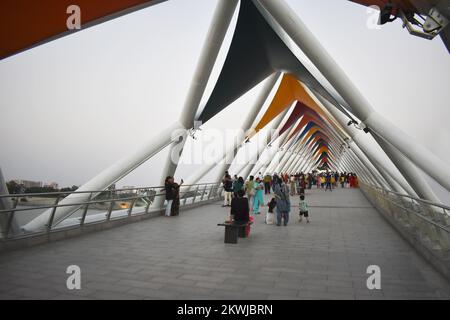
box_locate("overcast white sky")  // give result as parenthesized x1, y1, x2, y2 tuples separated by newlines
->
(0, 0, 449, 196)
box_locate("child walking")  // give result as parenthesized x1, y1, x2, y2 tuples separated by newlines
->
(266, 198, 276, 225)
(299, 195, 309, 223)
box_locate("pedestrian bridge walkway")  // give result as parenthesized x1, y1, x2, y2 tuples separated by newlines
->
(1, 187, 449, 300)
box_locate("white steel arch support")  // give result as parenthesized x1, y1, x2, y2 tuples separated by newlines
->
(23, 121, 185, 232)
(248, 128, 286, 177)
(342, 144, 382, 187)
(346, 149, 379, 186)
(22, 0, 240, 232)
(342, 152, 371, 185)
(346, 143, 392, 190)
(156, 0, 239, 207)
(182, 74, 280, 187)
(372, 135, 442, 203)
(288, 146, 308, 173)
(238, 116, 287, 178)
(273, 131, 302, 173)
(313, 94, 418, 196)
(256, 0, 450, 193)
(213, 72, 281, 183)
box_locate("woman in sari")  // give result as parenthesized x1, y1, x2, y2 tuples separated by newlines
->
(252, 178, 264, 214)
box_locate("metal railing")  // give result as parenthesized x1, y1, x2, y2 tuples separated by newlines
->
(0, 183, 223, 240)
(360, 182, 450, 252)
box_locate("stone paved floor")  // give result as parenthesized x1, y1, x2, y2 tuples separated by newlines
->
(1, 187, 450, 300)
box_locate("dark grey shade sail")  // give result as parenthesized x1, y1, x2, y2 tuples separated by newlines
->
(440, 26, 450, 53)
(197, 0, 354, 124)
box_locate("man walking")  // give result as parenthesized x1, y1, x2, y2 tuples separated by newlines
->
(273, 177, 291, 226)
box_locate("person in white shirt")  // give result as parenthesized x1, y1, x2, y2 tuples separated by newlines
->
(299, 194, 309, 223)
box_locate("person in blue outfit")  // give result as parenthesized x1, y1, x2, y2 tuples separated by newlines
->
(252, 177, 264, 214)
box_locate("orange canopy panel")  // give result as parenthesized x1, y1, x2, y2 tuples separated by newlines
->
(303, 124, 331, 142)
(316, 146, 332, 157)
(253, 74, 326, 133)
(308, 135, 322, 147)
(313, 149, 335, 163)
(301, 134, 330, 152)
(291, 124, 330, 147)
(301, 126, 321, 144)
(279, 102, 331, 137)
(283, 119, 322, 147)
(311, 142, 331, 158)
(0, 0, 165, 59)
(292, 132, 324, 150)
(292, 116, 317, 139)
(311, 134, 330, 146)
(286, 114, 331, 143)
(312, 150, 325, 162)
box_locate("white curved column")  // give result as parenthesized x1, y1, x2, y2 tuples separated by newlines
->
(156, 0, 240, 208)
(314, 94, 417, 196)
(23, 121, 185, 232)
(213, 72, 281, 183)
(347, 142, 392, 190)
(257, 0, 450, 192)
(372, 135, 441, 203)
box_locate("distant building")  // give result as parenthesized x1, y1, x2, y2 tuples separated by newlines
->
(43, 182, 59, 190)
(13, 179, 42, 188)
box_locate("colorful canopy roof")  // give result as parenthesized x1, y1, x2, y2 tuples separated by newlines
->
(196, 0, 353, 124)
(2, 0, 446, 60)
(0, 0, 165, 60)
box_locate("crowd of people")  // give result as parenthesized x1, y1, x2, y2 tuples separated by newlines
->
(225, 172, 291, 227)
(163, 170, 359, 225)
(224, 171, 359, 227)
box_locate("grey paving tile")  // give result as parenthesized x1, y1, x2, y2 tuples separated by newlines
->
(268, 294, 301, 300)
(150, 276, 196, 287)
(209, 289, 269, 300)
(178, 274, 227, 283)
(194, 281, 244, 292)
(298, 290, 355, 300)
(84, 281, 132, 293)
(160, 284, 214, 296)
(128, 287, 180, 299)
(244, 285, 299, 297)
(50, 294, 93, 300)
(0, 188, 449, 300)
(88, 290, 143, 300)
(9, 287, 60, 299)
(116, 279, 165, 290)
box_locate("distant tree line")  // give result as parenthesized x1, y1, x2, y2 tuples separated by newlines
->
(6, 180, 78, 197)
